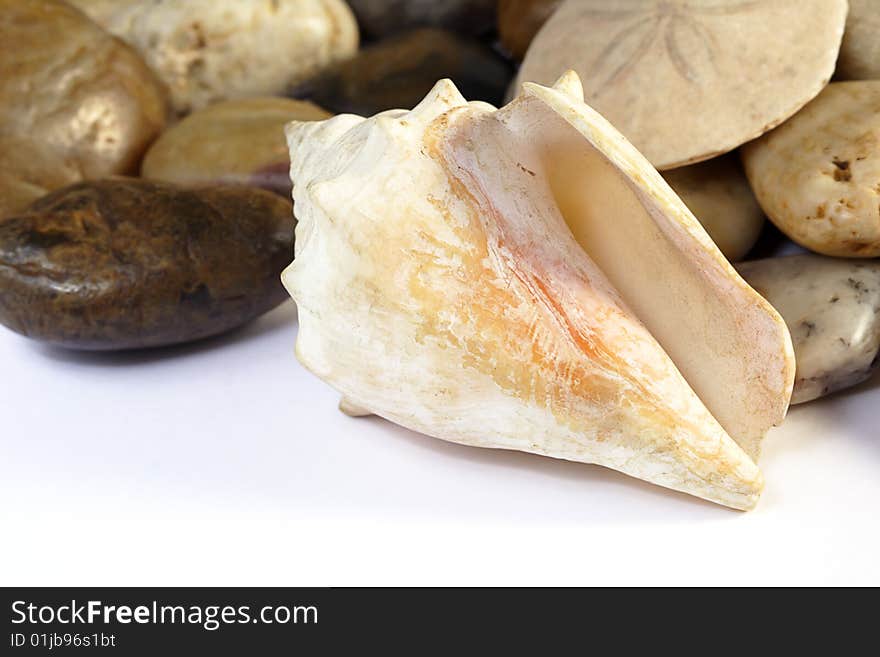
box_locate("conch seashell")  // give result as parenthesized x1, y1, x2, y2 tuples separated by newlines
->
(282, 72, 795, 510)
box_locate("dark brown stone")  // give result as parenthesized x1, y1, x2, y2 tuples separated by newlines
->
(0, 179, 295, 350)
(498, 0, 562, 60)
(290, 28, 513, 115)
(347, 0, 496, 39)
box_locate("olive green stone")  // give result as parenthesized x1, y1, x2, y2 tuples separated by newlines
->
(0, 179, 294, 350)
(290, 28, 513, 115)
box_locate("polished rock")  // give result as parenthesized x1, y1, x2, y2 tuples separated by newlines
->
(742, 82, 880, 258)
(498, 0, 561, 60)
(739, 255, 880, 404)
(290, 28, 512, 115)
(837, 0, 880, 80)
(0, 0, 168, 217)
(513, 0, 846, 170)
(663, 154, 764, 262)
(0, 179, 294, 350)
(347, 0, 495, 38)
(0, 136, 80, 221)
(69, 0, 359, 115)
(142, 97, 330, 198)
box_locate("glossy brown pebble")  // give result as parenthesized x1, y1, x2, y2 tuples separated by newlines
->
(290, 28, 513, 115)
(142, 97, 330, 198)
(0, 179, 294, 350)
(0, 0, 168, 218)
(347, 0, 495, 38)
(498, 0, 561, 60)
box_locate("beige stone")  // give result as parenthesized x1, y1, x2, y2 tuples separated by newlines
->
(837, 0, 880, 80)
(513, 0, 846, 170)
(142, 97, 330, 197)
(742, 81, 880, 258)
(0, 0, 168, 216)
(663, 155, 764, 262)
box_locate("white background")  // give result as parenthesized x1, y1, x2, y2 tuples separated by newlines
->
(1, 300, 878, 586)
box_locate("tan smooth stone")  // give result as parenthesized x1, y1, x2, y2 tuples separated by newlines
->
(0, 0, 168, 216)
(142, 98, 330, 198)
(498, 0, 562, 60)
(742, 82, 880, 258)
(663, 155, 764, 262)
(837, 0, 880, 80)
(514, 0, 846, 170)
(70, 0, 359, 115)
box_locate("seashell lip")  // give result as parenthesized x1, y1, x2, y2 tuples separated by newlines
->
(282, 72, 795, 510)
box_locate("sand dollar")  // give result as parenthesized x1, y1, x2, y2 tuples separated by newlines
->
(514, 0, 847, 169)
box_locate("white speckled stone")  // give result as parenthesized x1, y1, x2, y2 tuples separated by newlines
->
(741, 82, 880, 258)
(70, 0, 359, 115)
(739, 255, 880, 404)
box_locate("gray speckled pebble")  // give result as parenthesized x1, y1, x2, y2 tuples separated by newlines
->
(738, 255, 880, 404)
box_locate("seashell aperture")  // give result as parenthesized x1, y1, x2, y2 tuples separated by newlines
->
(282, 73, 795, 510)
